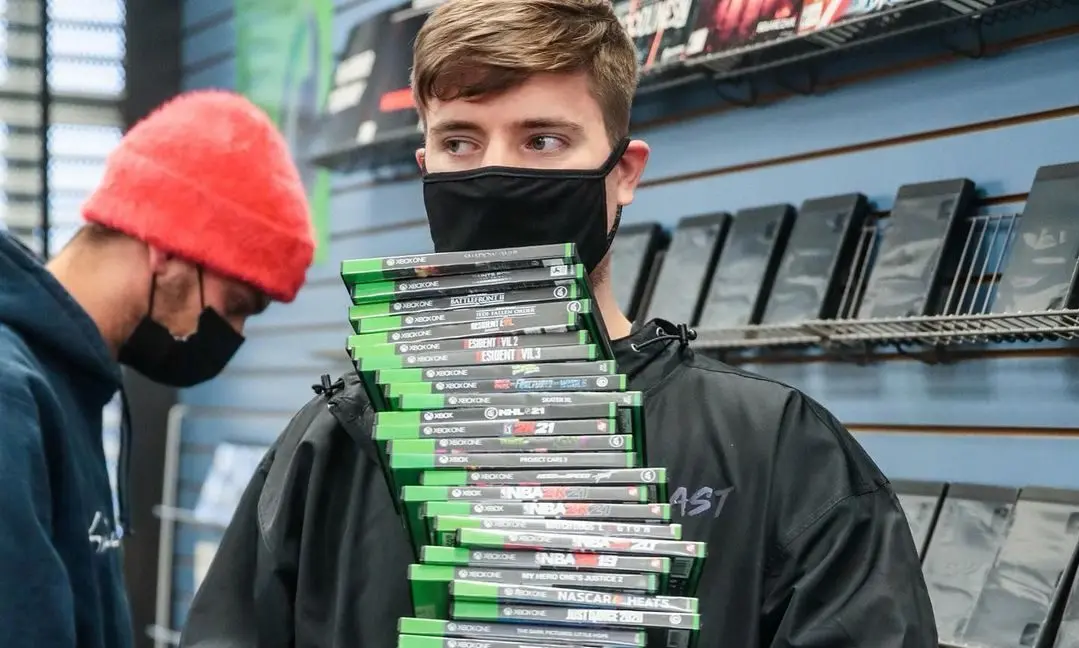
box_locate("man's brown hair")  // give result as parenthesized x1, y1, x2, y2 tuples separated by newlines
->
(411, 0, 639, 143)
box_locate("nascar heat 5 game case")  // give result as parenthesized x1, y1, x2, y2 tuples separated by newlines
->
(338, 243, 703, 648)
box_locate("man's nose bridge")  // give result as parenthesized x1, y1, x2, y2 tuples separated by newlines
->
(480, 135, 518, 167)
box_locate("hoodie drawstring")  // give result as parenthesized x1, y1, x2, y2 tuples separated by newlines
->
(631, 321, 697, 353)
(117, 388, 134, 538)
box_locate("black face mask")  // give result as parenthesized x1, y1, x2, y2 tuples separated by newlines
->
(118, 269, 245, 388)
(422, 139, 630, 273)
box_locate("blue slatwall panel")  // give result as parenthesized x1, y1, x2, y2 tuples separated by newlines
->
(177, 0, 1079, 633)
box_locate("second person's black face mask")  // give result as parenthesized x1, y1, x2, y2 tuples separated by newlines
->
(119, 268, 245, 388)
(422, 139, 630, 273)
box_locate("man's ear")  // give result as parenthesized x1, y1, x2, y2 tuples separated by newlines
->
(614, 139, 650, 207)
(146, 246, 171, 275)
(416, 148, 426, 172)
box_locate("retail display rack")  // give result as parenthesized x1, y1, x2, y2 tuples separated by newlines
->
(638, 0, 1079, 97)
(692, 212, 1079, 354)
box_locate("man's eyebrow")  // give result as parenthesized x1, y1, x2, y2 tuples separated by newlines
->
(514, 118, 584, 133)
(427, 120, 483, 136)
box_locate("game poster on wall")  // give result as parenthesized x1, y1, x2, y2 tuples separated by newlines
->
(233, 0, 335, 263)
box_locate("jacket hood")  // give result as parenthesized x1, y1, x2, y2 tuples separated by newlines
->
(612, 318, 692, 392)
(0, 232, 121, 401)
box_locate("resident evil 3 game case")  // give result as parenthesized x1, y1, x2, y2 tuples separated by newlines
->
(340, 243, 705, 648)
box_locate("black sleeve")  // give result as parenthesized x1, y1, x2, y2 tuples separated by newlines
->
(760, 393, 938, 647)
(180, 445, 293, 648)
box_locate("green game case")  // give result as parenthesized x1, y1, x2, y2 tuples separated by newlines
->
(349, 264, 586, 305)
(376, 402, 620, 427)
(349, 283, 581, 321)
(407, 563, 659, 619)
(389, 434, 634, 455)
(456, 528, 706, 597)
(357, 331, 590, 358)
(340, 243, 576, 285)
(385, 373, 625, 397)
(348, 299, 594, 336)
(449, 579, 698, 613)
(449, 601, 699, 648)
(423, 502, 670, 524)
(421, 467, 665, 492)
(376, 360, 617, 384)
(374, 418, 618, 441)
(355, 344, 601, 372)
(400, 484, 651, 549)
(422, 545, 670, 578)
(397, 617, 646, 648)
(431, 516, 681, 545)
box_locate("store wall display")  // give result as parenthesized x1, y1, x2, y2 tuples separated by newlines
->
(921, 484, 1019, 644)
(697, 203, 795, 328)
(992, 162, 1079, 314)
(761, 192, 869, 324)
(608, 222, 670, 321)
(644, 213, 731, 326)
(192, 443, 269, 528)
(1057, 574, 1079, 648)
(961, 488, 1079, 648)
(856, 178, 976, 319)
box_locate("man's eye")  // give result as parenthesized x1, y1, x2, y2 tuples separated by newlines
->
(526, 135, 565, 152)
(444, 139, 477, 155)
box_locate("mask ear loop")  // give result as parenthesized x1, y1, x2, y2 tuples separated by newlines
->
(197, 266, 206, 311)
(146, 275, 158, 319)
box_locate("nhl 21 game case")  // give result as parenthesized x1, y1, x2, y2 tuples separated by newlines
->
(697, 204, 795, 329)
(644, 213, 731, 327)
(339, 242, 705, 648)
(993, 162, 1079, 314)
(857, 179, 975, 320)
(920, 484, 1019, 645)
(307, 2, 424, 166)
(762, 194, 869, 324)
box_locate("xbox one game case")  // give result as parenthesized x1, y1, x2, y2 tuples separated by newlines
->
(374, 418, 618, 441)
(357, 331, 591, 358)
(449, 579, 698, 612)
(407, 563, 660, 618)
(457, 529, 706, 597)
(389, 434, 634, 455)
(349, 264, 587, 305)
(431, 516, 681, 544)
(377, 360, 617, 385)
(385, 373, 625, 397)
(398, 617, 646, 647)
(422, 546, 671, 577)
(421, 467, 665, 489)
(349, 283, 582, 322)
(341, 243, 578, 285)
(356, 344, 602, 372)
(423, 502, 670, 524)
(349, 298, 595, 336)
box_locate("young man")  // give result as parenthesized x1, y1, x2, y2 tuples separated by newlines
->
(182, 1, 937, 646)
(0, 90, 314, 648)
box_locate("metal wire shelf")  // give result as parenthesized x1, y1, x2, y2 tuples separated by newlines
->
(692, 212, 1079, 351)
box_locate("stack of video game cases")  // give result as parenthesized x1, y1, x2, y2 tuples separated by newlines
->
(340, 243, 705, 648)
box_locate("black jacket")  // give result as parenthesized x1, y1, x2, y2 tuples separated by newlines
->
(181, 321, 937, 648)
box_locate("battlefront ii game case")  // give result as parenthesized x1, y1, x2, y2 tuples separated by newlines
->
(762, 193, 869, 324)
(857, 179, 975, 320)
(644, 213, 731, 326)
(338, 242, 703, 648)
(697, 203, 796, 329)
(992, 162, 1079, 314)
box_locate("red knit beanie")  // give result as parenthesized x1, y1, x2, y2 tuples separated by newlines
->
(82, 89, 314, 303)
